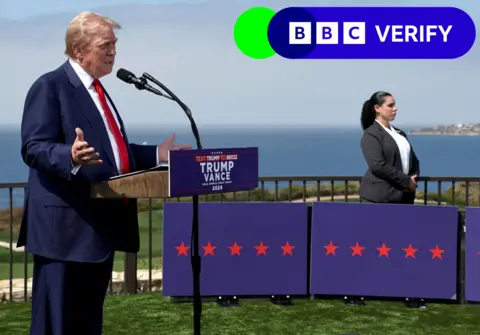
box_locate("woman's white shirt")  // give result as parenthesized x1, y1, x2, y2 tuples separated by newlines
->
(375, 119, 411, 175)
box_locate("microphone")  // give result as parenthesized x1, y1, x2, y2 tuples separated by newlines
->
(123, 70, 203, 335)
(116, 68, 203, 333)
(116, 68, 168, 98)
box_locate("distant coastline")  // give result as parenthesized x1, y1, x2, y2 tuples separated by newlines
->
(409, 131, 480, 136)
(408, 123, 480, 136)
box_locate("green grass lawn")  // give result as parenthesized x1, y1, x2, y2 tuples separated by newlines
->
(1, 293, 480, 334)
(0, 209, 164, 281)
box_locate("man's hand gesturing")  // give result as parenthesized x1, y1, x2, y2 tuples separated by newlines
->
(71, 128, 102, 166)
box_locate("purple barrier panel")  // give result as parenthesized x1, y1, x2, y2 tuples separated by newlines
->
(162, 202, 308, 296)
(465, 207, 480, 302)
(310, 202, 458, 299)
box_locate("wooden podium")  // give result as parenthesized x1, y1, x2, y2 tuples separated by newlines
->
(90, 167, 170, 294)
(90, 168, 170, 199)
(89, 147, 258, 335)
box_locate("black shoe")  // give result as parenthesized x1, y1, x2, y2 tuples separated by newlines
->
(405, 298, 427, 309)
(344, 296, 365, 306)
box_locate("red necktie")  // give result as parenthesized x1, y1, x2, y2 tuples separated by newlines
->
(93, 79, 130, 174)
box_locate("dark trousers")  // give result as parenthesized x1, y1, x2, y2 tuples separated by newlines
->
(30, 254, 114, 335)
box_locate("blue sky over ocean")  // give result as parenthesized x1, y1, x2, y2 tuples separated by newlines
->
(0, 0, 478, 128)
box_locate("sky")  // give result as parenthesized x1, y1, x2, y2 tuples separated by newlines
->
(0, 0, 478, 128)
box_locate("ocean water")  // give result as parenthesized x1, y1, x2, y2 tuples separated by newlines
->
(1, 126, 479, 209)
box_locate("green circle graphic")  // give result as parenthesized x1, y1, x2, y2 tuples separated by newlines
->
(233, 7, 276, 59)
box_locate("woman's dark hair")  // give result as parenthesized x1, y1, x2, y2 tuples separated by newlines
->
(361, 91, 392, 130)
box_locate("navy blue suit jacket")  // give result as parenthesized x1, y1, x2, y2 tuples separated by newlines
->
(17, 60, 158, 263)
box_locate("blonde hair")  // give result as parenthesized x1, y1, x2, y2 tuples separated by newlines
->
(65, 11, 121, 59)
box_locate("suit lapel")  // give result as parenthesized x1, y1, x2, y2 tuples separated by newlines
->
(374, 121, 402, 162)
(62, 61, 116, 169)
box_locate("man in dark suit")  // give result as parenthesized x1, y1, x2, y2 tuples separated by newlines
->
(18, 11, 191, 334)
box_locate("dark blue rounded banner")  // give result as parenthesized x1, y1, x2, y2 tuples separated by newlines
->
(267, 7, 476, 59)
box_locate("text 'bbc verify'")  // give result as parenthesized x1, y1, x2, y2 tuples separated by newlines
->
(289, 23, 453, 44)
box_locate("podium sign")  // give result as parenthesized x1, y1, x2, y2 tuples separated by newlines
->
(168, 147, 259, 197)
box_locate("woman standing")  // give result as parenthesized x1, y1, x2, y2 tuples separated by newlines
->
(356, 91, 425, 308)
(359, 91, 419, 204)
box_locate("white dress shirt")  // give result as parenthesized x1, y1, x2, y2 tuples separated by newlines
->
(375, 119, 411, 175)
(69, 58, 159, 174)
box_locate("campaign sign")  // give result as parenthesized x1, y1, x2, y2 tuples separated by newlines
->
(465, 207, 480, 302)
(168, 147, 258, 197)
(310, 202, 458, 299)
(162, 202, 309, 296)
(265, 7, 476, 59)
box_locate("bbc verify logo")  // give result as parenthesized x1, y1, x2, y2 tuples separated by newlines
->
(233, 6, 476, 59)
(290, 22, 452, 45)
(290, 22, 367, 44)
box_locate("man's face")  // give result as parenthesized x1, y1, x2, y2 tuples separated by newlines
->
(77, 24, 117, 78)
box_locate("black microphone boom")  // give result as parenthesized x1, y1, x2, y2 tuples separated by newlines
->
(142, 72, 201, 149)
(116, 68, 172, 100)
(117, 69, 203, 335)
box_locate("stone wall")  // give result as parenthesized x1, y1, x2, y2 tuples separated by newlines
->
(0, 269, 162, 302)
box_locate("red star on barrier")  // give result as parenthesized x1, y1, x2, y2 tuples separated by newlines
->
(175, 241, 189, 256)
(350, 242, 364, 256)
(228, 241, 243, 256)
(377, 243, 391, 258)
(202, 241, 216, 256)
(281, 241, 295, 256)
(324, 241, 339, 256)
(430, 244, 444, 260)
(403, 244, 418, 259)
(254, 241, 269, 256)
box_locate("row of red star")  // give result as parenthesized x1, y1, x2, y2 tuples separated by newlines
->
(324, 241, 445, 260)
(175, 241, 295, 257)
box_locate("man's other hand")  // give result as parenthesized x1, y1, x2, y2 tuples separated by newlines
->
(71, 128, 103, 165)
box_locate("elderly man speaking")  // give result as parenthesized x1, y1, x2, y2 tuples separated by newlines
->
(18, 11, 191, 335)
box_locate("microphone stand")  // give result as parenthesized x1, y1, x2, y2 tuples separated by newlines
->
(140, 72, 203, 335)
